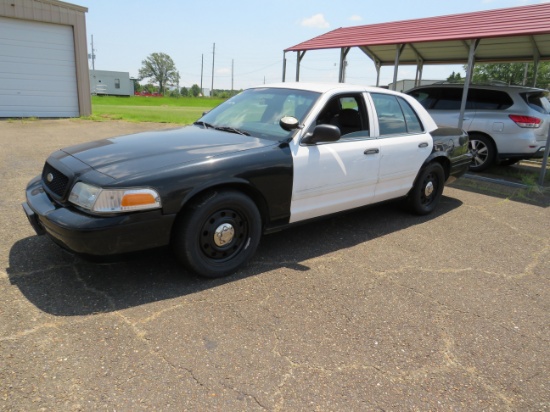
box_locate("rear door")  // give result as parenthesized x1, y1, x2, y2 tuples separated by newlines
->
(369, 93, 433, 202)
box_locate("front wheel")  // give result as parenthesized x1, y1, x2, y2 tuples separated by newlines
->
(407, 162, 445, 215)
(172, 190, 262, 278)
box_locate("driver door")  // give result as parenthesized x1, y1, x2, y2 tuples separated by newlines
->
(290, 94, 380, 223)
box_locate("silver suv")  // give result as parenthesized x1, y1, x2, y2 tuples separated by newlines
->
(407, 83, 549, 171)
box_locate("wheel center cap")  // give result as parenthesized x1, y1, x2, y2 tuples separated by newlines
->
(214, 223, 235, 247)
(424, 181, 434, 197)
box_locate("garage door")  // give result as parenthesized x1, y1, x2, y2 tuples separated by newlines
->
(0, 17, 79, 117)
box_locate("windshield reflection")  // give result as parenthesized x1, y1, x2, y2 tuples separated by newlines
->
(198, 88, 320, 141)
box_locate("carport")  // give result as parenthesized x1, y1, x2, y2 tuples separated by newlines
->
(282, 3, 550, 185)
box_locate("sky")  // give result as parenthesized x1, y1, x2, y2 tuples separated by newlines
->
(76, 0, 550, 91)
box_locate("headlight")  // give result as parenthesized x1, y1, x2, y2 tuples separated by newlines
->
(69, 182, 161, 214)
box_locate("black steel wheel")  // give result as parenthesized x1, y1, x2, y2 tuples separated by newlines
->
(407, 162, 445, 215)
(172, 190, 261, 278)
(469, 134, 495, 172)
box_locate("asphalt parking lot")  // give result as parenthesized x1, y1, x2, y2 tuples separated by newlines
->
(1, 119, 549, 411)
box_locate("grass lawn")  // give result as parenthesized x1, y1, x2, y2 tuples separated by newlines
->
(87, 95, 226, 124)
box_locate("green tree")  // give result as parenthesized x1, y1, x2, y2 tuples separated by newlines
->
(467, 62, 550, 88)
(138, 52, 180, 95)
(190, 84, 201, 97)
(144, 83, 157, 93)
(180, 87, 189, 97)
(446, 71, 463, 83)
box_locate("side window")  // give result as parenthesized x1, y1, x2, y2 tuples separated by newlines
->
(397, 97, 424, 133)
(432, 88, 463, 110)
(114, 79, 120, 89)
(314, 94, 368, 138)
(371, 93, 424, 136)
(471, 89, 513, 110)
(371, 93, 407, 135)
(408, 88, 439, 109)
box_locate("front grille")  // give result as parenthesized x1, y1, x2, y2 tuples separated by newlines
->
(42, 163, 70, 198)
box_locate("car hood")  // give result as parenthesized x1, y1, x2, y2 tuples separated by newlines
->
(62, 126, 278, 180)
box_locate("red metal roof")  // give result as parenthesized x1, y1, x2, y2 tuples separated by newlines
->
(285, 3, 550, 64)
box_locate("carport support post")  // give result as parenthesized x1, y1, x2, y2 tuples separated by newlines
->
(391, 44, 405, 91)
(282, 52, 287, 82)
(538, 127, 550, 186)
(295, 51, 306, 82)
(338, 47, 351, 83)
(458, 39, 479, 130)
(415, 61, 424, 87)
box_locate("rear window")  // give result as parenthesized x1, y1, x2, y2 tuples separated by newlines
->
(520, 92, 550, 114)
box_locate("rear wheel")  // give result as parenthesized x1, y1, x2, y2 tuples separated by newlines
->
(172, 190, 261, 278)
(407, 162, 445, 215)
(469, 134, 495, 172)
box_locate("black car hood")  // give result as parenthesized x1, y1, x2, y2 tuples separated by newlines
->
(62, 126, 278, 180)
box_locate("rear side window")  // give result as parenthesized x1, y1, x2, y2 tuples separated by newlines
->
(470, 89, 513, 110)
(408, 88, 439, 109)
(371, 93, 424, 136)
(432, 88, 466, 110)
(520, 92, 550, 114)
(398, 98, 424, 133)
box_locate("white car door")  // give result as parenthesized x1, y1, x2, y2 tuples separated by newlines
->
(290, 94, 380, 223)
(369, 92, 434, 202)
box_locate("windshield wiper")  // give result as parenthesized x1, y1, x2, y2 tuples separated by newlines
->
(214, 126, 250, 136)
(193, 121, 215, 129)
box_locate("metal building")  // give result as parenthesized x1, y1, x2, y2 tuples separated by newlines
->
(0, 0, 91, 117)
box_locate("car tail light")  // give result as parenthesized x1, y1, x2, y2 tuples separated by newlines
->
(509, 115, 541, 128)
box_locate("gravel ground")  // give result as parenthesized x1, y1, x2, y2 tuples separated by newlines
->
(1, 119, 549, 411)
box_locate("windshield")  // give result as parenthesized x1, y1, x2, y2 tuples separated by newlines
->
(198, 88, 320, 141)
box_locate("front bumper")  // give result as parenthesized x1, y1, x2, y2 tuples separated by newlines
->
(23, 176, 176, 256)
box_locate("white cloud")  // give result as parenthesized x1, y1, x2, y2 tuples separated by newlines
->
(349, 15, 362, 22)
(301, 13, 330, 29)
(216, 67, 231, 75)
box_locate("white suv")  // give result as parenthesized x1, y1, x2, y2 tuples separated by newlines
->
(407, 84, 549, 171)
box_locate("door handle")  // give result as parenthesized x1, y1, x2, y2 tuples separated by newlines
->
(418, 142, 429, 148)
(364, 148, 379, 155)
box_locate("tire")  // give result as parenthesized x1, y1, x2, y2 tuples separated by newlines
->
(408, 162, 445, 215)
(172, 190, 262, 278)
(468, 134, 495, 172)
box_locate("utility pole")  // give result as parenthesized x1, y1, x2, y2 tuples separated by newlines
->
(89, 35, 96, 71)
(211, 43, 215, 97)
(200, 54, 204, 95)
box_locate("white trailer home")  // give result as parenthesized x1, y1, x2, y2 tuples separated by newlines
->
(90, 70, 134, 96)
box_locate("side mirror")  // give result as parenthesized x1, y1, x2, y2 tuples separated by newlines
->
(279, 116, 299, 131)
(301, 124, 341, 145)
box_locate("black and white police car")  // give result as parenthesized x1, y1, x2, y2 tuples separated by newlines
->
(23, 83, 471, 277)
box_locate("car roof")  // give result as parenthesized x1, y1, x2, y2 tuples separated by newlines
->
(408, 83, 548, 93)
(251, 82, 397, 95)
